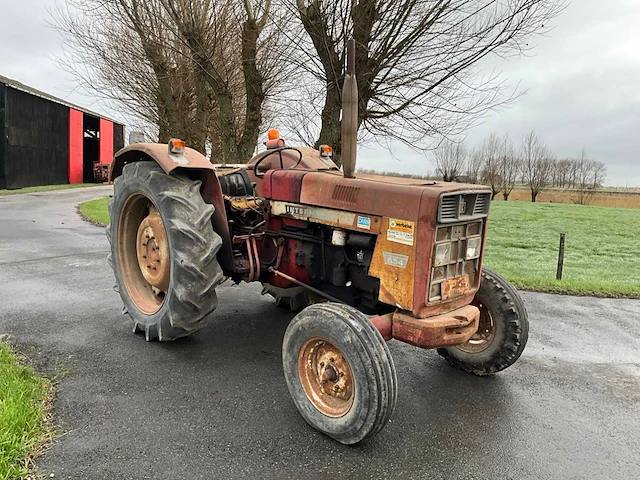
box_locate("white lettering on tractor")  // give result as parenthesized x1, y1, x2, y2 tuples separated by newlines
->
(285, 205, 307, 216)
(271, 201, 356, 227)
(383, 252, 409, 269)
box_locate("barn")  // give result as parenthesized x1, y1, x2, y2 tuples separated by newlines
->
(0, 74, 125, 190)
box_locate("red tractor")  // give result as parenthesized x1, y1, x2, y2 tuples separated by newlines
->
(107, 42, 528, 445)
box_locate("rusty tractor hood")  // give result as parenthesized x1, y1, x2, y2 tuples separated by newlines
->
(292, 170, 490, 220)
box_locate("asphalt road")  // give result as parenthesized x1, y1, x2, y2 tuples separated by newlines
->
(0, 186, 639, 480)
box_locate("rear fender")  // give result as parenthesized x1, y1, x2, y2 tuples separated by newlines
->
(110, 143, 234, 274)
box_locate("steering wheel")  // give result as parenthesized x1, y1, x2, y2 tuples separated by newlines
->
(253, 147, 304, 178)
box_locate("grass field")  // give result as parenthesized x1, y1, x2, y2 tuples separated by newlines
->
(0, 341, 52, 480)
(483, 201, 640, 297)
(0, 183, 100, 196)
(79, 197, 640, 298)
(78, 197, 111, 226)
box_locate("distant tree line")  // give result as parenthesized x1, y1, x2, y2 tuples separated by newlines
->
(356, 169, 433, 181)
(432, 131, 607, 204)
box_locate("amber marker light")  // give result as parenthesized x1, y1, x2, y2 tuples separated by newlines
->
(168, 138, 186, 154)
(320, 145, 333, 157)
(268, 129, 280, 140)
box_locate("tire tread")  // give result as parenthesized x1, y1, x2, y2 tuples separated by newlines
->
(438, 267, 529, 375)
(106, 162, 223, 341)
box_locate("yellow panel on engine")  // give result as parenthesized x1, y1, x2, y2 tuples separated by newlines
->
(368, 217, 417, 310)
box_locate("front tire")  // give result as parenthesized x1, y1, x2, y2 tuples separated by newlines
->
(438, 267, 529, 375)
(282, 303, 397, 445)
(107, 161, 223, 341)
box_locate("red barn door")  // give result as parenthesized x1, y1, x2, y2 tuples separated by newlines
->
(99, 118, 114, 166)
(68, 109, 84, 184)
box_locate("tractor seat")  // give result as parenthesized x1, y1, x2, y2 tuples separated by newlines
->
(217, 168, 254, 197)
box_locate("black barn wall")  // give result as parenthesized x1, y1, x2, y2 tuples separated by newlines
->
(0, 85, 6, 189)
(114, 123, 124, 153)
(3, 87, 69, 189)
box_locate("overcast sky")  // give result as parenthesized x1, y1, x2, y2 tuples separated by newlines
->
(1, 0, 639, 186)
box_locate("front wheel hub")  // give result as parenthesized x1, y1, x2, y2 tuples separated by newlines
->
(456, 301, 496, 353)
(298, 338, 354, 418)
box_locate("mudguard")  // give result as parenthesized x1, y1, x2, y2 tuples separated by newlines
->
(109, 143, 234, 274)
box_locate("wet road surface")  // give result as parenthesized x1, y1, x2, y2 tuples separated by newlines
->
(0, 187, 639, 479)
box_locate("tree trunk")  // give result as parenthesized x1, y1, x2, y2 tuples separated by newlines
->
(215, 91, 239, 164)
(190, 71, 211, 155)
(155, 86, 180, 144)
(238, 19, 265, 163)
(298, 2, 345, 165)
(531, 190, 538, 202)
(185, 37, 240, 164)
(503, 192, 510, 200)
(314, 82, 343, 165)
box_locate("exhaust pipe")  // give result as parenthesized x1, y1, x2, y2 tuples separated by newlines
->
(341, 39, 358, 178)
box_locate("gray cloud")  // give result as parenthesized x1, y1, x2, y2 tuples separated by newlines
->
(1, 0, 638, 186)
(0, 1, 114, 117)
(360, 0, 640, 187)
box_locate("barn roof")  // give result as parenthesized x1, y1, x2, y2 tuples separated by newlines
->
(0, 73, 123, 125)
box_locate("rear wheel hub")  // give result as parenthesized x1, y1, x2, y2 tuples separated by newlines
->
(136, 211, 170, 292)
(117, 193, 170, 315)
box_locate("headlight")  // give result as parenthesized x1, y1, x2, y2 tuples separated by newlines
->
(434, 243, 451, 266)
(466, 236, 482, 260)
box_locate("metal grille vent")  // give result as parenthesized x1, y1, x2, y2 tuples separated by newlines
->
(332, 185, 359, 204)
(440, 196, 458, 219)
(438, 192, 491, 223)
(473, 194, 487, 215)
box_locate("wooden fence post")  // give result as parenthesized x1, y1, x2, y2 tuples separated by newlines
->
(556, 233, 566, 280)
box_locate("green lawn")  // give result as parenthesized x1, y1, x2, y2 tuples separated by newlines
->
(0, 183, 99, 196)
(79, 197, 640, 298)
(78, 197, 111, 226)
(0, 341, 52, 480)
(484, 201, 640, 298)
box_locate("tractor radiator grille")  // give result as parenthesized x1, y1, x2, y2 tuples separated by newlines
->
(428, 221, 483, 302)
(438, 192, 491, 223)
(332, 185, 359, 205)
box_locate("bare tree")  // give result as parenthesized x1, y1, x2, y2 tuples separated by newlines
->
(53, 0, 286, 162)
(432, 141, 467, 182)
(285, 0, 564, 164)
(499, 134, 519, 200)
(520, 130, 552, 202)
(592, 160, 607, 188)
(554, 158, 572, 188)
(548, 158, 559, 187)
(573, 148, 606, 205)
(479, 133, 502, 199)
(53, 0, 201, 144)
(466, 149, 485, 184)
(568, 158, 581, 188)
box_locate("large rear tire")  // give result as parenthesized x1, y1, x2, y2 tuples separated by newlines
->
(282, 303, 397, 445)
(107, 161, 223, 341)
(437, 267, 529, 375)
